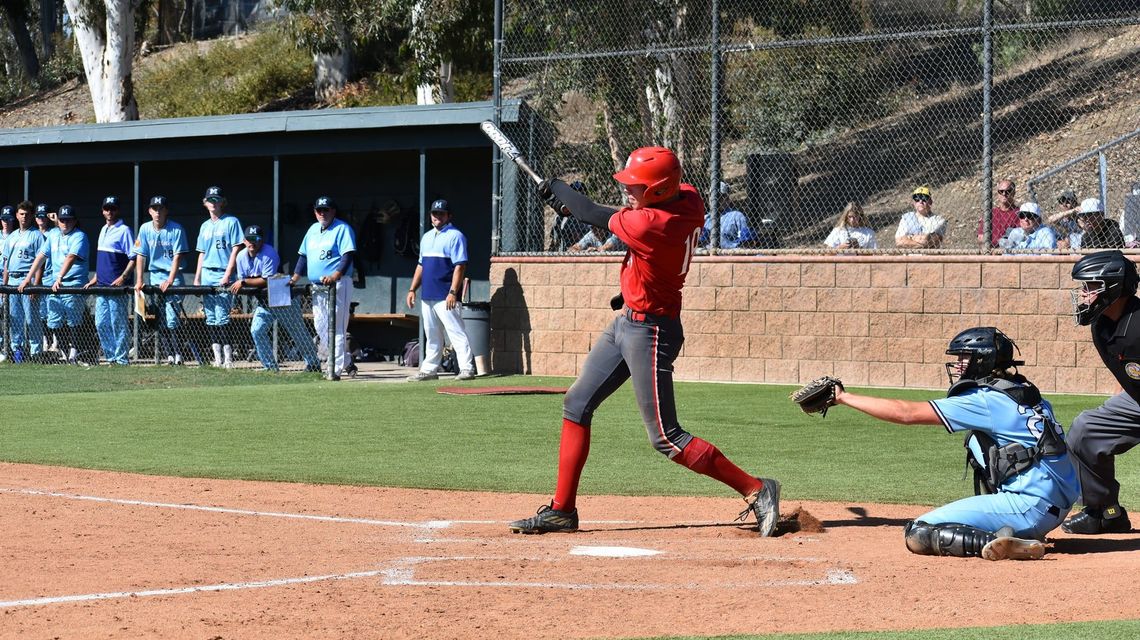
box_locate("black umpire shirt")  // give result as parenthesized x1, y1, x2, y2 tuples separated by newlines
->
(1093, 295, 1140, 402)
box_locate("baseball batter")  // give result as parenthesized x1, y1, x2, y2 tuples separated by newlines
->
(509, 146, 780, 536)
(822, 327, 1078, 560)
(4, 202, 44, 363)
(193, 186, 244, 368)
(134, 196, 190, 365)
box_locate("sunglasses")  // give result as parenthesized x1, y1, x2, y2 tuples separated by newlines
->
(1018, 212, 1038, 219)
(997, 189, 1014, 195)
(912, 195, 931, 203)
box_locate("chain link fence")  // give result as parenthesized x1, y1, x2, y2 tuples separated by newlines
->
(495, 0, 1140, 255)
(0, 284, 349, 375)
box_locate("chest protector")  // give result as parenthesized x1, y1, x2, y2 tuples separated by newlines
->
(949, 376, 1067, 495)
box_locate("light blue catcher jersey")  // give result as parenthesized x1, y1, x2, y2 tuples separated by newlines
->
(38, 227, 89, 286)
(134, 219, 189, 275)
(930, 386, 1080, 510)
(196, 215, 243, 269)
(298, 218, 356, 280)
(4, 228, 44, 274)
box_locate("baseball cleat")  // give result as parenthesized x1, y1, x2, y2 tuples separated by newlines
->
(406, 371, 439, 382)
(455, 369, 476, 380)
(509, 504, 579, 534)
(738, 477, 781, 537)
(982, 528, 1045, 561)
(1062, 505, 1131, 534)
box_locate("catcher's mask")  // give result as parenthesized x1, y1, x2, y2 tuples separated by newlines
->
(1071, 250, 1138, 326)
(944, 327, 1023, 385)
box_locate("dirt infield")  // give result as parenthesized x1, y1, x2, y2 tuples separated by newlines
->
(3, 463, 1140, 639)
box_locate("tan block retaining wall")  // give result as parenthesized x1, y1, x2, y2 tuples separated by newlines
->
(488, 255, 1117, 395)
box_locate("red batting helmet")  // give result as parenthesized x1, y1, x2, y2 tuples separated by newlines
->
(613, 146, 682, 204)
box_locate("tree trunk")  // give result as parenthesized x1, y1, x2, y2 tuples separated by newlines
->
(2, 0, 41, 79)
(40, 0, 56, 59)
(64, 0, 140, 122)
(313, 23, 350, 101)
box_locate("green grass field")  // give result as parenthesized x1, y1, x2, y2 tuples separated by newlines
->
(2, 365, 1136, 639)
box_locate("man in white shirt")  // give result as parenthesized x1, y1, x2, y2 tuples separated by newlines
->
(895, 185, 946, 249)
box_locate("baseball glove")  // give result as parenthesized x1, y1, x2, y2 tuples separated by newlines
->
(790, 376, 845, 418)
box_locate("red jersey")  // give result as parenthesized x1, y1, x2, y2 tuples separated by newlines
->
(978, 206, 1019, 247)
(608, 183, 703, 317)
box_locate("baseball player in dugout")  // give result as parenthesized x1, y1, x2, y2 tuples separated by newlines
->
(405, 198, 475, 381)
(508, 146, 781, 536)
(800, 327, 1078, 560)
(1064, 250, 1140, 534)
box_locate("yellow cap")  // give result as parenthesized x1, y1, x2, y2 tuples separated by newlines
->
(912, 185, 932, 198)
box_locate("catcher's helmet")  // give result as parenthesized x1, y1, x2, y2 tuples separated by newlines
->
(613, 147, 682, 205)
(945, 326, 1023, 385)
(1071, 250, 1138, 326)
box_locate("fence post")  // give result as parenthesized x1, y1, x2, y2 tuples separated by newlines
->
(1099, 152, 1109, 213)
(491, 0, 503, 256)
(325, 284, 338, 381)
(980, 0, 994, 255)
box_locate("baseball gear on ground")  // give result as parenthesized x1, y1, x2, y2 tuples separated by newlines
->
(945, 326, 1024, 384)
(1071, 250, 1139, 325)
(1061, 505, 1131, 534)
(613, 146, 682, 204)
(791, 377, 844, 417)
(509, 503, 579, 534)
(479, 120, 544, 185)
(736, 477, 780, 537)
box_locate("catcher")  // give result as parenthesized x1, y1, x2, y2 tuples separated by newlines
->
(792, 327, 1079, 561)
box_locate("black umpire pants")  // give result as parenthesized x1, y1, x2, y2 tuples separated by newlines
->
(1068, 392, 1140, 508)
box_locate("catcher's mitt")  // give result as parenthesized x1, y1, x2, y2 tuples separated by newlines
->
(791, 376, 845, 418)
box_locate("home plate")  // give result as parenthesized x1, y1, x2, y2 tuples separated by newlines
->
(570, 545, 662, 558)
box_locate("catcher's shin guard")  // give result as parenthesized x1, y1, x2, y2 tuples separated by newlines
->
(904, 521, 995, 558)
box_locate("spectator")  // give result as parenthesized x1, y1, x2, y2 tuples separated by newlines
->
(29, 204, 89, 365)
(895, 185, 946, 249)
(548, 180, 592, 252)
(570, 226, 625, 252)
(1049, 190, 1081, 251)
(193, 186, 244, 368)
(0, 206, 10, 362)
(700, 182, 753, 249)
(4, 201, 45, 363)
(288, 196, 357, 378)
(84, 196, 135, 366)
(1005, 202, 1056, 251)
(231, 225, 319, 372)
(978, 179, 1019, 248)
(134, 196, 190, 366)
(1071, 198, 1124, 251)
(405, 198, 475, 381)
(823, 202, 878, 250)
(34, 205, 54, 353)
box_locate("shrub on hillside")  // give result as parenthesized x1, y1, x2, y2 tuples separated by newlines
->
(137, 28, 313, 119)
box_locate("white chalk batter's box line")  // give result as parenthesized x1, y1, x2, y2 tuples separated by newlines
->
(0, 555, 858, 609)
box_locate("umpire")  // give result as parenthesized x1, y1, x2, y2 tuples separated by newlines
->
(1064, 249, 1140, 534)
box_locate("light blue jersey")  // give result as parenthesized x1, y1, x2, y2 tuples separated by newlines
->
(196, 215, 243, 270)
(235, 243, 281, 280)
(298, 218, 356, 281)
(4, 228, 44, 276)
(38, 227, 89, 286)
(134, 219, 189, 282)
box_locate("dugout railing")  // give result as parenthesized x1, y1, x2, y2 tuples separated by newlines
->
(0, 283, 343, 378)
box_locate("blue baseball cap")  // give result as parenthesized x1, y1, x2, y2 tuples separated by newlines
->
(0, 205, 14, 220)
(430, 199, 450, 213)
(35, 204, 49, 217)
(149, 195, 168, 208)
(243, 224, 264, 241)
(57, 204, 76, 220)
(204, 186, 223, 201)
(102, 195, 120, 209)
(314, 196, 337, 210)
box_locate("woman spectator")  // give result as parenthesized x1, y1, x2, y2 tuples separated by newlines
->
(824, 202, 878, 250)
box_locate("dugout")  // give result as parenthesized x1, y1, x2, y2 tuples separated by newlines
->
(0, 100, 534, 355)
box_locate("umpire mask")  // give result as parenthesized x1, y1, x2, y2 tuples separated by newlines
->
(1071, 250, 1139, 326)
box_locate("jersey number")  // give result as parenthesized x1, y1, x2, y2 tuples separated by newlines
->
(319, 249, 334, 260)
(680, 228, 700, 276)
